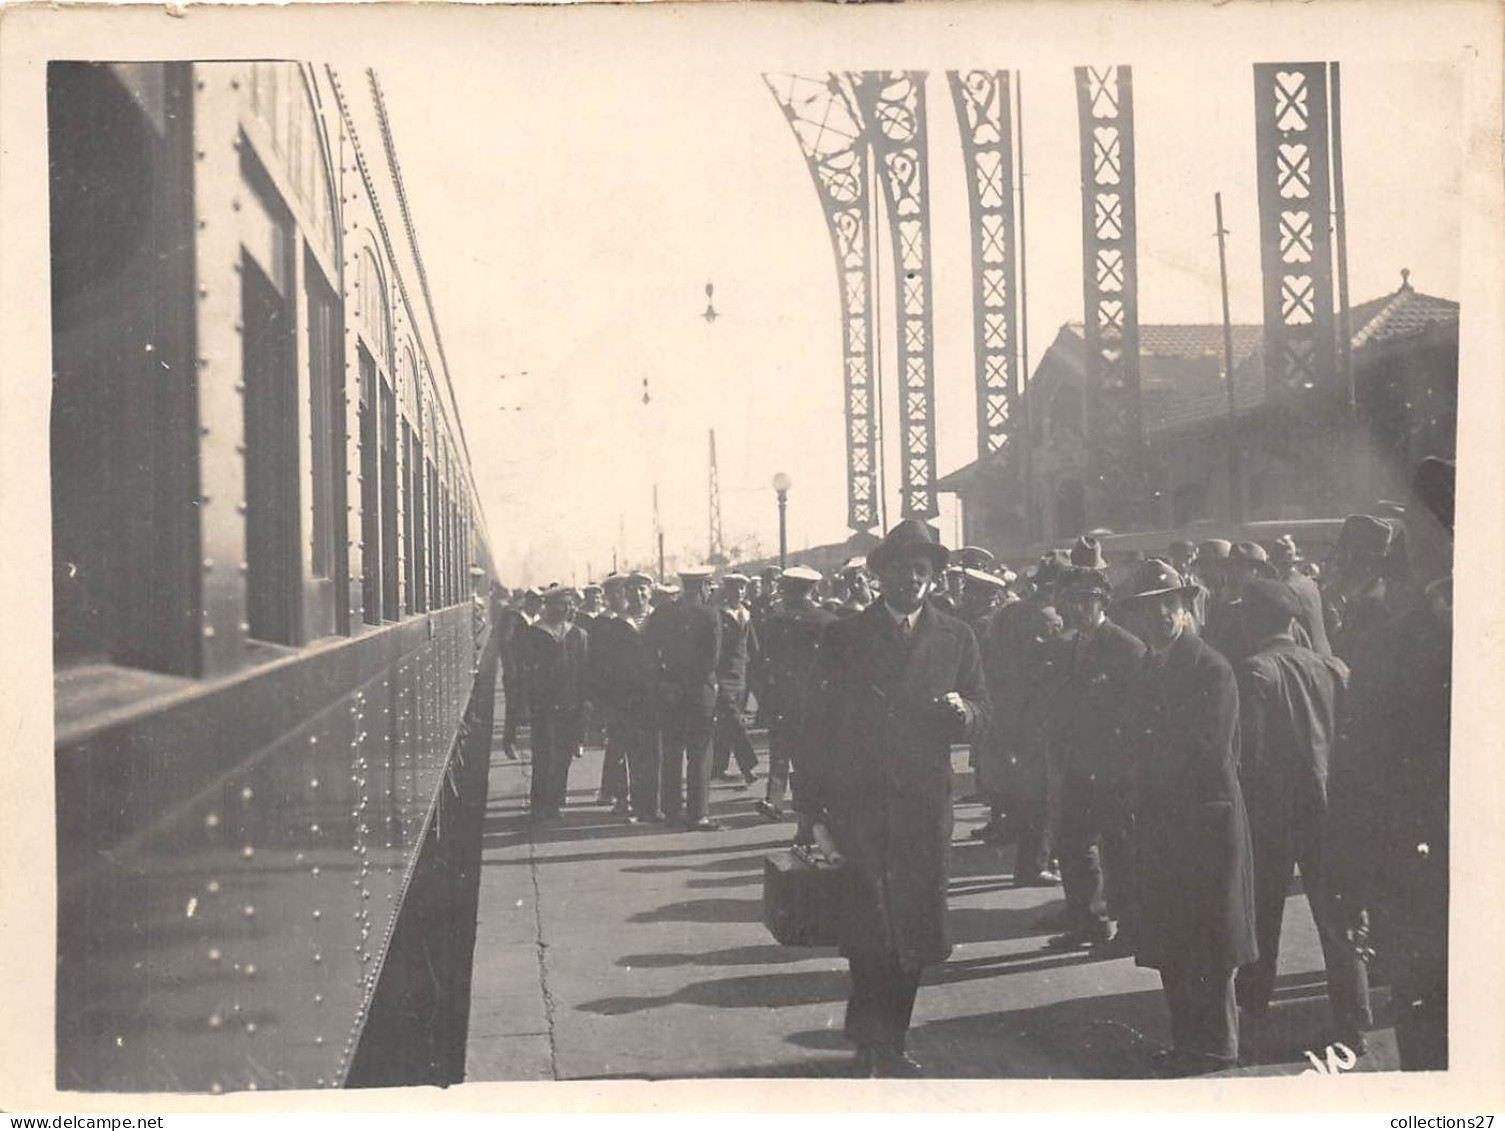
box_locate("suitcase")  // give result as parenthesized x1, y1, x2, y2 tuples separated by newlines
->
(762, 846, 849, 947)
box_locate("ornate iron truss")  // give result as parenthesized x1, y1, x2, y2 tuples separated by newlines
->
(763, 74, 879, 533)
(1253, 64, 1336, 411)
(854, 70, 939, 520)
(948, 70, 1019, 464)
(1074, 65, 1145, 525)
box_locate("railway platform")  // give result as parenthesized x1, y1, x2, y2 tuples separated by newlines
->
(465, 722, 1402, 1082)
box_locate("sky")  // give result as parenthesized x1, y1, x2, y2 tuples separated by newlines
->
(372, 5, 1465, 587)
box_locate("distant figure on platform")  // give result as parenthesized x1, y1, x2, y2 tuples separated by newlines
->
(974, 551, 1067, 885)
(1047, 564, 1144, 953)
(647, 566, 723, 830)
(521, 585, 589, 821)
(837, 559, 873, 616)
(500, 587, 543, 760)
(1324, 515, 1398, 664)
(711, 573, 760, 786)
(1232, 578, 1371, 1053)
(753, 565, 835, 822)
(799, 519, 990, 1077)
(591, 575, 630, 812)
(1117, 560, 1256, 1076)
(591, 572, 664, 823)
(1267, 534, 1332, 657)
(753, 567, 783, 622)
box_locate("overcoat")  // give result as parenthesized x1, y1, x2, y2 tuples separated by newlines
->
(1128, 630, 1258, 972)
(976, 599, 1065, 800)
(589, 613, 659, 723)
(1051, 618, 1146, 786)
(715, 606, 760, 701)
(645, 599, 722, 712)
(1284, 571, 1333, 657)
(754, 601, 837, 725)
(801, 602, 990, 969)
(1236, 633, 1349, 831)
(519, 622, 589, 721)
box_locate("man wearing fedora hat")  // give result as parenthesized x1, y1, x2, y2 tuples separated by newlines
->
(1117, 559, 1257, 1075)
(520, 585, 591, 821)
(646, 566, 724, 830)
(1268, 535, 1333, 658)
(799, 519, 990, 1076)
(1325, 514, 1398, 665)
(1047, 564, 1146, 952)
(1232, 578, 1371, 1052)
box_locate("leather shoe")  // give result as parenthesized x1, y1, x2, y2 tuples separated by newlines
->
(755, 800, 786, 821)
(689, 818, 722, 832)
(741, 768, 759, 787)
(873, 1050, 924, 1078)
(1014, 869, 1062, 888)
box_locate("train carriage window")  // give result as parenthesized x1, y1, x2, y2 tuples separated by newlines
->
(427, 456, 440, 608)
(380, 376, 400, 621)
(239, 165, 301, 648)
(306, 250, 347, 636)
(49, 62, 196, 675)
(358, 345, 381, 625)
(410, 393, 427, 613)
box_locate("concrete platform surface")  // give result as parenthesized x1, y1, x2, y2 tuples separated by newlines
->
(465, 727, 1399, 1082)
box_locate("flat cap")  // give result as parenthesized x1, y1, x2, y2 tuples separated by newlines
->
(1242, 577, 1303, 622)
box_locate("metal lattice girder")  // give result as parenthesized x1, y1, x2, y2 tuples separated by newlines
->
(1074, 65, 1145, 522)
(948, 71, 1019, 463)
(854, 70, 939, 520)
(763, 73, 879, 532)
(1253, 64, 1336, 407)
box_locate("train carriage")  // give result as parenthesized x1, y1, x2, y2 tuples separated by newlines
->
(49, 60, 497, 1092)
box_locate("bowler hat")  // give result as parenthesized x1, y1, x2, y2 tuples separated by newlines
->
(1117, 558, 1199, 603)
(1267, 534, 1304, 566)
(867, 518, 950, 574)
(1335, 514, 1394, 559)
(1228, 541, 1280, 579)
(1056, 565, 1113, 599)
(1242, 577, 1303, 623)
(1069, 535, 1108, 570)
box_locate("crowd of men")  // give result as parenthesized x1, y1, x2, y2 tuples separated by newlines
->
(487, 455, 1453, 1080)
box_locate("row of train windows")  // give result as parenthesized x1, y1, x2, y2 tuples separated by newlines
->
(49, 62, 475, 679)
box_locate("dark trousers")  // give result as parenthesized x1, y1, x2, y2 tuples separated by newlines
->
(659, 695, 715, 821)
(618, 710, 662, 819)
(1393, 968, 1448, 1070)
(1236, 809, 1371, 1035)
(765, 717, 798, 807)
(501, 673, 525, 747)
(1011, 795, 1054, 880)
(845, 952, 924, 1052)
(1161, 961, 1239, 1061)
(1058, 770, 1133, 934)
(711, 689, 758, 776)
(528, 709, 578, 815)
(598, 714, 628, 802)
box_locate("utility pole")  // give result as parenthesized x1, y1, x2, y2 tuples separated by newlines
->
(708, 429, 725, 562)
(1215, 192, 1245, 524)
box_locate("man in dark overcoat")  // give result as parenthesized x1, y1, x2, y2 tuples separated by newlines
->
(1117, 559, 1257, 1075)
(520, 585, 589, 821)
(590, 572, 664, 823)
(753, 565, 835, 820)
(1268, 534, 1333, 657)
(799, 519, 990, 1077)
(711, 573, 761, 784)
(499, 587, 542, 759)
(1329, 458, 1454, 1070)
(1232, 578, 1370, 1050)
(646, 565, 723, 830)
(974, 552, 1068, 880)
(1048, 565, 1145, 951)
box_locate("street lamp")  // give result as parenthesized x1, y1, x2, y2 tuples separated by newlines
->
(772, 471, 792, 569)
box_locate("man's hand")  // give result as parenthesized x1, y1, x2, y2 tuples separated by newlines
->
(936, 691, 968, 724)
